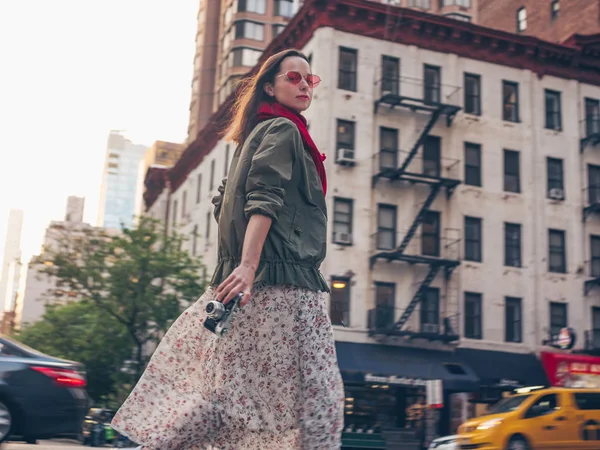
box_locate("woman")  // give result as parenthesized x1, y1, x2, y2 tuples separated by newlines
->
(111, 48, 345, 450)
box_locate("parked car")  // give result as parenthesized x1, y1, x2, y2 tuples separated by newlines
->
(0, 335, 89, 443)
(428, 434, 458, 449)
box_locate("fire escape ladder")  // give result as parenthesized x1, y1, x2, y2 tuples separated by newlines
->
(395, 183, 442, 255)
(396, 108, 443, 175)
(394, 265, 441, 330)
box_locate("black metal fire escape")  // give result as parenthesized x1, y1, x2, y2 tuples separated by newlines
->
(369, 85, 461, 340)
(581, 117, 600, 295)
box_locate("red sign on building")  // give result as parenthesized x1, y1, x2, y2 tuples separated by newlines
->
(541, 352, 600, 388)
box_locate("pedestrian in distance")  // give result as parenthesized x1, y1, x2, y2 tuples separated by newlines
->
(110, 48, 345, 450)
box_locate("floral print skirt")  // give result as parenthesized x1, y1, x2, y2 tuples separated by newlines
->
(111, 284, 345, 450)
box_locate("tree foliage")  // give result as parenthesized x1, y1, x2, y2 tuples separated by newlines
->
(17, 301, 131, 406)
(16, 217, 206, 404)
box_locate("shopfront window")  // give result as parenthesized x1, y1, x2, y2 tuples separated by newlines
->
(343, 384, 426, 432)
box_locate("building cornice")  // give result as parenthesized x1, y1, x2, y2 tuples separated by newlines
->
(145, 0, 600, 210)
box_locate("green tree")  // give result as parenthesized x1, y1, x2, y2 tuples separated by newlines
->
(32, 216, 205, 384)
(17, 301, 131, 406)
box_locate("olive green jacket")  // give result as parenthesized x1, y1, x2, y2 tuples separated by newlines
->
(210, 117, 329, 292)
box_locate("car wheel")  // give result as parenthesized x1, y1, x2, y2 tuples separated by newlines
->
(507, 436, 529, 450)
(0, 401, 12, 442)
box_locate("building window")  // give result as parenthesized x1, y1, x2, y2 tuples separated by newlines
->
(205, 211, 211, 240)
(548, 229, 566, 273)
(421, 288, 439, 333)
(381, 55, 400, 95)
(234, 21, 265, 41)
(588, 164, 600, 205)
(502, 81, 519, 122)
(209, 159, 216, 191)
(464, 292, 482, 339)
(547, 157, 564, 198)
(464, 142, 482, 187)
(274, 0, 294, 17)
(379, 127, 398, 171)
(441, 0, 471, 6)
(545, 90, 562, 131)
(172, 200, 178, 227)
(423, 136, 441, 178)
(196, 173, 202, 203)
(377, 204, 397, 250)
(409, 0, 431, 8)
(237, 0, 266, 14)
(272, 24, 286, 37)
(230, 47, 262, 67)
(224, 144, 230, 177)
(330, 277, 350, 326)
(374, 282, 395, 329)
(192, 225, 198, 256)
(504, 149, 521, 193)
(464, 73, 481, 115)
(336, 120, 355, 159)
(549, 302, 567, 338)
(465, 216, 482, 262)
(591, 235, 600, 278)
(421, 211, 440, 257)
(182, 191, 187, 217)
(505, 223, 522, 268)
(424, 64, 441, 104)
(333, 198, 353, 245)
(551, 0, 559, 19)
(505, 297, 522, 343)
(517, 7, 527, 32)
(585, 98, 600, 137)
(338, 47, 357, 92)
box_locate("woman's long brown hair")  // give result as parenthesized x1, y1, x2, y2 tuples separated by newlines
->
(225, 48, 310, 145)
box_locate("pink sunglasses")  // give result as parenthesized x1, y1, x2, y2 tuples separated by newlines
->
(277, 71, 321, 88)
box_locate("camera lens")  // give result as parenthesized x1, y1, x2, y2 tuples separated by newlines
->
(206, 301, 225, 319)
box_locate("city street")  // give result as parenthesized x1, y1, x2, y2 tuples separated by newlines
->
(3, 440, 88, 449)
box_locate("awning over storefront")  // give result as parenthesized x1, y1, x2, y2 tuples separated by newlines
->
(456, 348, 549, 389)
(335, 341, 480, 392)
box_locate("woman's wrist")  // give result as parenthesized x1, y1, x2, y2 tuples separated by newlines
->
(240, 260, 258, 272)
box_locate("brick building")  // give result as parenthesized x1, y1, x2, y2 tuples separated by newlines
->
(478, 0, 600, 43)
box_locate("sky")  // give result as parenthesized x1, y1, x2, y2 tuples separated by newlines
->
(0, 0, 199, 262)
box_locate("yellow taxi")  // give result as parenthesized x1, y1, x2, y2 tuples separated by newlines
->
(457, 386, 600, 449)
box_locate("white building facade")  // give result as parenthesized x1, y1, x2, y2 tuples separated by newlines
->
(17, 197, 109, 327)
(143, 0, 600, 441)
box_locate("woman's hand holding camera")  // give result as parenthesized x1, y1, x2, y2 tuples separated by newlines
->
(215, 262, 255, 307)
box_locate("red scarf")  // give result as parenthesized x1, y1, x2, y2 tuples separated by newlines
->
(257, 102, 327, 195)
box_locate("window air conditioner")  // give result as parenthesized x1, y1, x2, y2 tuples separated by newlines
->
(333, 232, 352, 245)
(422, 323, 439, 333)
(336, 148, 356, 165)
(549, 188, 564, 200)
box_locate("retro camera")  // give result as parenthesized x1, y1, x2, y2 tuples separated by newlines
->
(203, 292, 243, 337)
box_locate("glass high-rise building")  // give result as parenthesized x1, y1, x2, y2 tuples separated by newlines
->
(97, 131, 148, 229)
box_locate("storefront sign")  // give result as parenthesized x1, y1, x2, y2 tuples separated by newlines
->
(541, 351, 600, 388)
(497, 378, 523, 388)
(364, 373, 428, 387)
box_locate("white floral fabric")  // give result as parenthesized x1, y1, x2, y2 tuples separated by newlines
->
(111, 284, 345, 450)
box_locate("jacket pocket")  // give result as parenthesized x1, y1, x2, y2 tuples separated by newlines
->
(274, 205, 297, 243)
(291, 206, 326, 262)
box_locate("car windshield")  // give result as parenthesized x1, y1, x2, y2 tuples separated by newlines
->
(484, 395, 531, 416)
